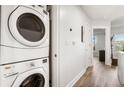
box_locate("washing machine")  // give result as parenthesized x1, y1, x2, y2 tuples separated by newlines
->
(0, 58, 49, 87)
(0, 5, 49, 65)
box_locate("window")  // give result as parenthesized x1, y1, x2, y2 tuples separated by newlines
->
(114, 34, 124, 41)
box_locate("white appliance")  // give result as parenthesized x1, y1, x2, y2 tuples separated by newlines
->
(0, 58, 49, 87)
(118, 52, 124, 84)
(0, 5, 49, 65)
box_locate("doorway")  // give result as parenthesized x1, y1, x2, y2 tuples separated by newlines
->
(111, 34, 124, 66)
(93, 28, 105, 64)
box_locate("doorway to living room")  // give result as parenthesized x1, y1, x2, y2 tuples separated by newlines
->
(93, 28, 105, 64)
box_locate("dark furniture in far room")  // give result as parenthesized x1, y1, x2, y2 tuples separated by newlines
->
(99, 50, 105, 62)
(112, 59, 118, 66)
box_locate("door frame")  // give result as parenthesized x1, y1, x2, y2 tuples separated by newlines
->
(92, 26, 111, 66)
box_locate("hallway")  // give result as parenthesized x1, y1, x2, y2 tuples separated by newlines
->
(74, 57, 124, 87)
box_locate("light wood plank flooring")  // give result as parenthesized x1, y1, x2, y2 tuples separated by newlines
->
(74, 57, 124, 87)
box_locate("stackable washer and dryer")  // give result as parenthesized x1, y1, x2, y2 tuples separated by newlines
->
(0, 5, 49, 87)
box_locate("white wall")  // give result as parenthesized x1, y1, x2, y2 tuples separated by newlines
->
(111, 17, 124, 35)
(94, 32, 105, 57)
(52, 5, 92, 87)
(111, 26, 124, 35)
(92, 20, 111, 66)
(95, 34, 105, 50)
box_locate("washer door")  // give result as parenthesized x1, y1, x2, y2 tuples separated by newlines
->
(20, 73, 45, 87)
(12, 68, 47, 87)
(8, 6, 48, 47)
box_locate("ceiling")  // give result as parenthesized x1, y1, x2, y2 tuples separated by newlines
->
(82, 5, 124, 26)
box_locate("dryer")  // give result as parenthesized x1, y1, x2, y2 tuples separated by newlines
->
(0, 5, 49, 65)
(0, 58, 49, 87)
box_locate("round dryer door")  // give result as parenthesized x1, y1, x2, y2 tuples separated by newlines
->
(8, 6, 49, 47)
(12, 68, 48, 87)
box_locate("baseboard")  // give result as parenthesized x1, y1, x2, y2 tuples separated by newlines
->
(65, 68, 86, 87)
(105, 61, 111, 66)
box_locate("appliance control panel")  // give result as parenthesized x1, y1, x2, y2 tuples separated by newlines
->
(30, 62, 35, 67)
(30, 5, 47, 12)
(43, 58, 47, 63)
(1, 57, 49, 78)
(3, 65, 18, 78)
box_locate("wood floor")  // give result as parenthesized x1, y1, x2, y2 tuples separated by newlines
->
(74, 57, 124, 87)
